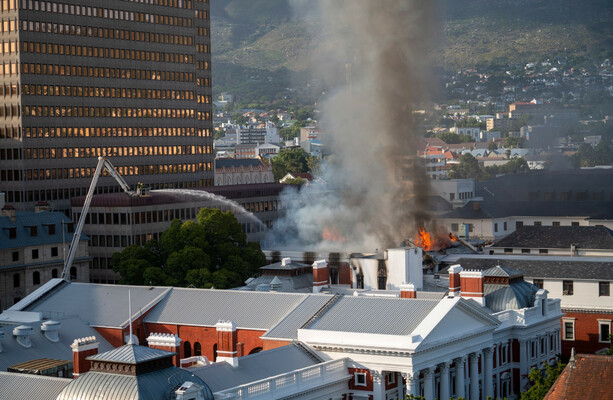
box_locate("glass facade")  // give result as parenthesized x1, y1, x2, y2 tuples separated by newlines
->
(0, 0, 213, 211)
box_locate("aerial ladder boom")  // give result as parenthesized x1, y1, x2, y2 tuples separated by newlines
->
(61, 157, 148, 280)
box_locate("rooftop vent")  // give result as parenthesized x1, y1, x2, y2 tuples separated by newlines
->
(281, 257, 291, 267)
(13, 325, 34, 348)
(255, 284, 270, 292)
(270, 276, 282, 291)
(41, 320, 61, 342)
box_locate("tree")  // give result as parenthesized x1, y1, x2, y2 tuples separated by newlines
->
(111, 208, 266, 289)
(488, 141, 498, 151)
(282, 177, 307, 185)
(449, 153, 482, 179)
(520, 361, 566, 400)
(272, 147, 315, 180)
(504, 136, 523, 148)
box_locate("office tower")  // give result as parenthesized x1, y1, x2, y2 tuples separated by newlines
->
(0, 0, 213, 212)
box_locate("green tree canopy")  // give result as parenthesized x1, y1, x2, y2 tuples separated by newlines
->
(272, 147, 317, 180)
(111, 208, 266, 289)
(519, 361, 566, 400)
(437, 131, 476, 144)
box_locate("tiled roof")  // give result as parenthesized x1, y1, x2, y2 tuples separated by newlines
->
(25, 283, 171, 328)
(144, 288, 313, 330)
(441, 258, 613, 280)
(88, 344, 173, 364)
(544, 354, 613, 400)
(190, 343, 319, 393)
(492, 226, 613, 249)
(0, 211, 86, 250)
(0, 371, 71, 400)
(307, 297, 439, 335)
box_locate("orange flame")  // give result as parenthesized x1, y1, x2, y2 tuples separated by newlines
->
(322, 226, 346, 242)
(449, 232, 458, 241)
(414, 226, 433, 251)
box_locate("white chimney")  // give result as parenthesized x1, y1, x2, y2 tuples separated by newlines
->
(13, 325, 34, 348)
(281, 257, 291, 267)
(41, 320, 61, 342)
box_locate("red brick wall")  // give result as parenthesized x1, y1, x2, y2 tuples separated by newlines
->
(460, 276, 484, 297)
(561, 310, 612, 356)
(400, 290, 416, 299)
(73, 347, 98, 377)
(385, 372, 399, 390)
(262, 339, 291, 351)
(339, 264, 353, 286)
(348, 368, 373, 392)
(94, 327, 124, 348)
(313, 266, 329, 286)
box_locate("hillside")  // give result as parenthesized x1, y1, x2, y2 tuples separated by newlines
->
(211, 0, 613, 100)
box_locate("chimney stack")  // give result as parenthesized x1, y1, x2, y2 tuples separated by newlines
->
(473, 201, 480, 211)
(312, 260, 329, 293)
(215, 320, 238, 368)
(448, 264, 463, 297)
(459, 270, 485, 306)
(147, 333, 182, 367)
(35, 201, 51, 213)
(71, 336, 99, 378)
(400, 283, 417, 299)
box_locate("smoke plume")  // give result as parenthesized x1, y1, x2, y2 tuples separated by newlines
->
(269, 0, 440, 251)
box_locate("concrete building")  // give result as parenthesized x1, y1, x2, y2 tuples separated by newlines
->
(70, 184, 285, 283)
(236, 122, 279, 145)
(0, 204, 89, 309)
(214, 158, 273, 186)
(430, 179, 476, 208)
(0, 0, 214, 212)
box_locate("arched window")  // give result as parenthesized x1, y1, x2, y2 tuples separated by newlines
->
(184, 341, 192, 358)
(70, 267, 77, 280)
(33, 271, 41, 285)
(213, 343, 218, 361)
(194, 342, 201, 356)
(52, 269, 58, 278)
(249, 347, 263, 355)
(13, 273, 20, 288)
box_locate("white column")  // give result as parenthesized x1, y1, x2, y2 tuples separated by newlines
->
(372, 371, 386, 400)
(454, 356, 466, 399)
(403, 372, 418, 398)
(518, 338, 528, 391)
(484, 347, 494, 399)
(439, 362, 450, 400)
(469, 352, 480, 400)
(423, 368, 435, 400)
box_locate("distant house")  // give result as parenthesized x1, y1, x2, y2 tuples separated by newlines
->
(279, 172, 314, 184)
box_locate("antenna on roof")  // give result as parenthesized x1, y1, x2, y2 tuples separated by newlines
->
(128, 289, 133, 345)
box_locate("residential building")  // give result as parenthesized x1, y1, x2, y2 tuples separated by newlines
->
(70, 184, 285, 283)
(431, 178, 476, 208)
(0, 0, 214, 212)
(451, 126, 481, 142)
(544, 352, 613, 400)
(0, 204, 89, 309)
(214, 158, 273, 186)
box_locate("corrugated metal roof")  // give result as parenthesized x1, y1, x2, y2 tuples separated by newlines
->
(239, 274, 314, 293)
(144, 288, 310, 330)
(484, 281, 538, 313)
(483, 265, 524, 278)
(8, 278, 67, 311)
(263, 295, 334, 339)
(0, 211, 87, 250)
(56, 367, 213, 400)
(309, 297, 439, 335)
(26, 283, 171, 328)
(0, 371, 71, 400)
(190, 343, 319, 393)
(88, 344, 173, 364)
(0, 317, 114, 373)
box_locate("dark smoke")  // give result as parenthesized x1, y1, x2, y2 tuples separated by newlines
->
(269, 0, 441, 251)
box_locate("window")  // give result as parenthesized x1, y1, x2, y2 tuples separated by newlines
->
(504, 248, 513, 254)
(355, 372, 367, 387)
(13, 273, 20, 288)
(494, 223, 498, 232)
(599, 320, 611, 343)
(516, 221, 523, 229)
(533, 279, 544, 289)
(539, 249, 549, 254)
(522, 249, 531, 254)
(552, 221, 560, 226)
(184, 341, 192, 358)
(52, 269, 58, 278)
(540, 337, 546, 355)
(500, 344, 509, 364)
(503, 222, 507, 230)
(12, 251, 18, 262)
(534, 221, 542, 226)
(600, 282, 610, 297)
(571, 222, 579, 226)
(32, 249, 39, 259)
(451, 223, 458, 232)
(70, 266, 77, 280)
(33, 271, 40, 285)
(194, 342, 201, 356)
(563, 280, 574, 295)
(550, 333, 556, 352)
(51, 247, 58, 257)
(387, 372, 396, 385)
(530, 340, 537, 359)
(563, 320, 575, 340)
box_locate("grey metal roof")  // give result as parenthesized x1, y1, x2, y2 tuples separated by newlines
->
(483, 265, 524, 278)
(88, 344, 173, 364)
(308, 297, 439, 335)
(0, 211, 87, 250)
(144, 288, 311, 330)
(493, 226, 613, 250)
(239, 274, 314, 293)
(189, 343, 319, 393)
(56, 367, 213, 400)
(0, 371, 71, 400)
(9, 278, 67, 311)
(263, 295, 335, 339)
(484, 281, 538, 313)
(0, 317, 114, 373)
(25, 283, 171, 328)
(442, 258, 613, 280)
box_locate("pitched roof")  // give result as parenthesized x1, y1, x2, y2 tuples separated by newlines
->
(88, 344, 173, 364)
(0, 371, 71, 400)
(0, 211, 86, 250)
(144, 288, 315, 330)
(215, 158, 266, 169)
(441, 258, 613, 280)
(544, 354, 613, 400)
(307, 297, 439, 335)
(483, 265, 525, 278)
(493, 226, 613, 249)
(24, 283, 171, 328)
(441, 200, 613, 220)
(263, 295, 336, 340)
(190, 343, 319, 393)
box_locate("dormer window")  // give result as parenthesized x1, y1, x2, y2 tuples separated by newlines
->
(29, 226, 37, 236)
(8, 227, 16, 239)
(45, 223, 56, 235)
